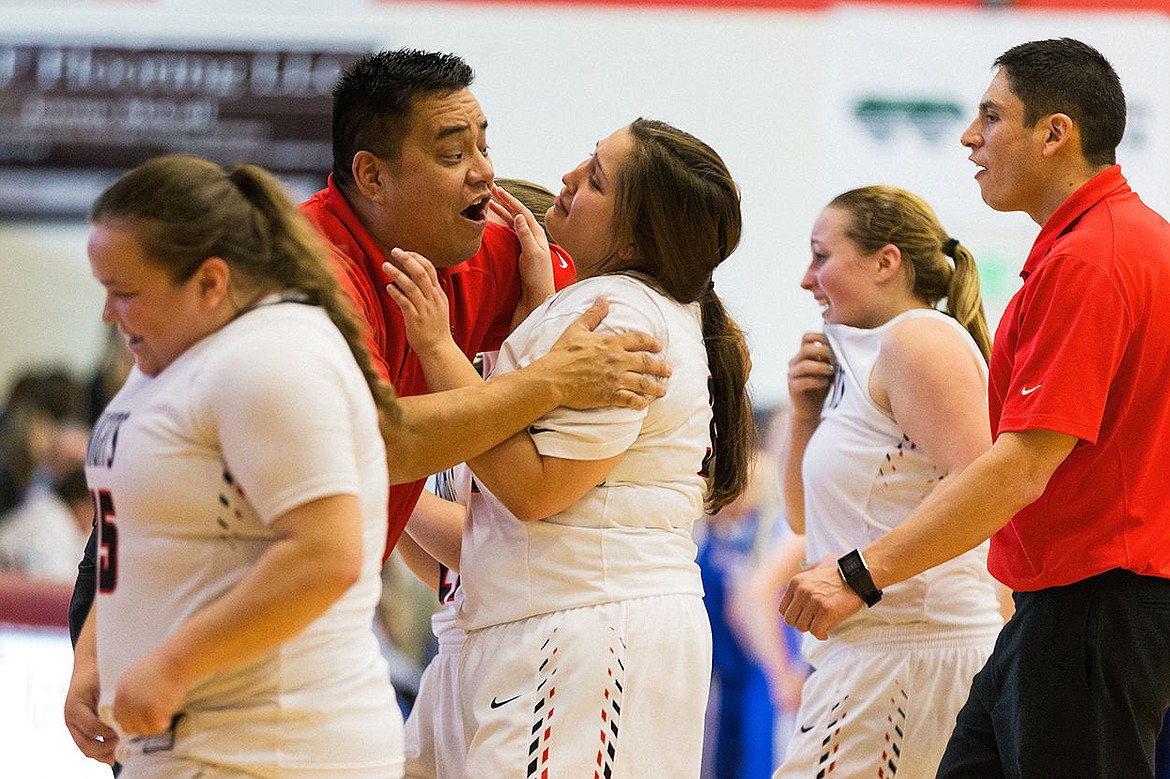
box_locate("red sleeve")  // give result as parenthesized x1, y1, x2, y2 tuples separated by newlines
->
(327, 247, 391, 383)
(384, 482, 425, 561)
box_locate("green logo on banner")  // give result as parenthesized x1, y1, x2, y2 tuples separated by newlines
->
(853, 98, 964, 143)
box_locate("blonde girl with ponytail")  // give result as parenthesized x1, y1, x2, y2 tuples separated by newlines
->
(777, 185, 1003, 779)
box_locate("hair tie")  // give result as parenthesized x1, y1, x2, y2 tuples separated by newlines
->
(942, 238, 959, 257)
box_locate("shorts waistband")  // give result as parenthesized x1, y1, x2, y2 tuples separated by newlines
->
(828, 621, 1002, 652)
(436, 626, 467, 651)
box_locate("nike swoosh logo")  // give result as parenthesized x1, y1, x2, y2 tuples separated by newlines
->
(1021, 384, 1042, 396)
(490, 694, 521, 709)
(799, 724, 814, 733)
(559, 256, 569, 269)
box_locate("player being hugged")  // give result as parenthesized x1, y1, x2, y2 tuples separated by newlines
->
(385, 118, 755, 778)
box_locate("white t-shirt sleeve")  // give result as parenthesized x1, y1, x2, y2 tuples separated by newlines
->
(507, 277, 665, 461)
(198, 312, 364, 524)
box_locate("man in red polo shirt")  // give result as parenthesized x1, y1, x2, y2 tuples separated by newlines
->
(779, 38, 1170, 778)
(301, 49, 656, 561)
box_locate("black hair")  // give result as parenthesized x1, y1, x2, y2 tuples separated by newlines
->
(995, 38, 1125, 166)
(331, 49, 474, 188)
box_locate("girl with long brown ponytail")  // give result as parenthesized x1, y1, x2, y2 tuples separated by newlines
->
(385, 118, 753, 778)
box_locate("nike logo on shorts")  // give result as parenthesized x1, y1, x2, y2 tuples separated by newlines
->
(490, 694, 521, 708)
(1021, 384, 1042, 395)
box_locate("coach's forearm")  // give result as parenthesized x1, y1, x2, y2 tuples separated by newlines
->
(386, 363, 565, 485)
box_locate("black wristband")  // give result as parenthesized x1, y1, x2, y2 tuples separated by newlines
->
(837, 549, 883, 607)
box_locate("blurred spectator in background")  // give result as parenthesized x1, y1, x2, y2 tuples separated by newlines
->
(0, 367, 92, 582)
(699, 405, 809, 779)
(85, 324, 135, 426)
(732, 522, 808, 767)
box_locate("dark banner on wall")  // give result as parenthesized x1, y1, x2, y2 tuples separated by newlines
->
(0, 43, 371, 217)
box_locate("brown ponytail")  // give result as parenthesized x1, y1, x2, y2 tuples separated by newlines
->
(597, 119, 756, 513)
(830, 185, 992, 361)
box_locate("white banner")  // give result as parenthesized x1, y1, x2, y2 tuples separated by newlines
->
(818, 7, 1170, 325)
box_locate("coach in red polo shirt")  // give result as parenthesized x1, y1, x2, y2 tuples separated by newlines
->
(302, 50, 578, 560)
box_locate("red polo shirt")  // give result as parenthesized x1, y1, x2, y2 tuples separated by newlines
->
(987, 166, 1170, 591)
(301, 176, 575, 560)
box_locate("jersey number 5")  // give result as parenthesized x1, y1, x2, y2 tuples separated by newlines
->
(94, 489, 118, 593)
